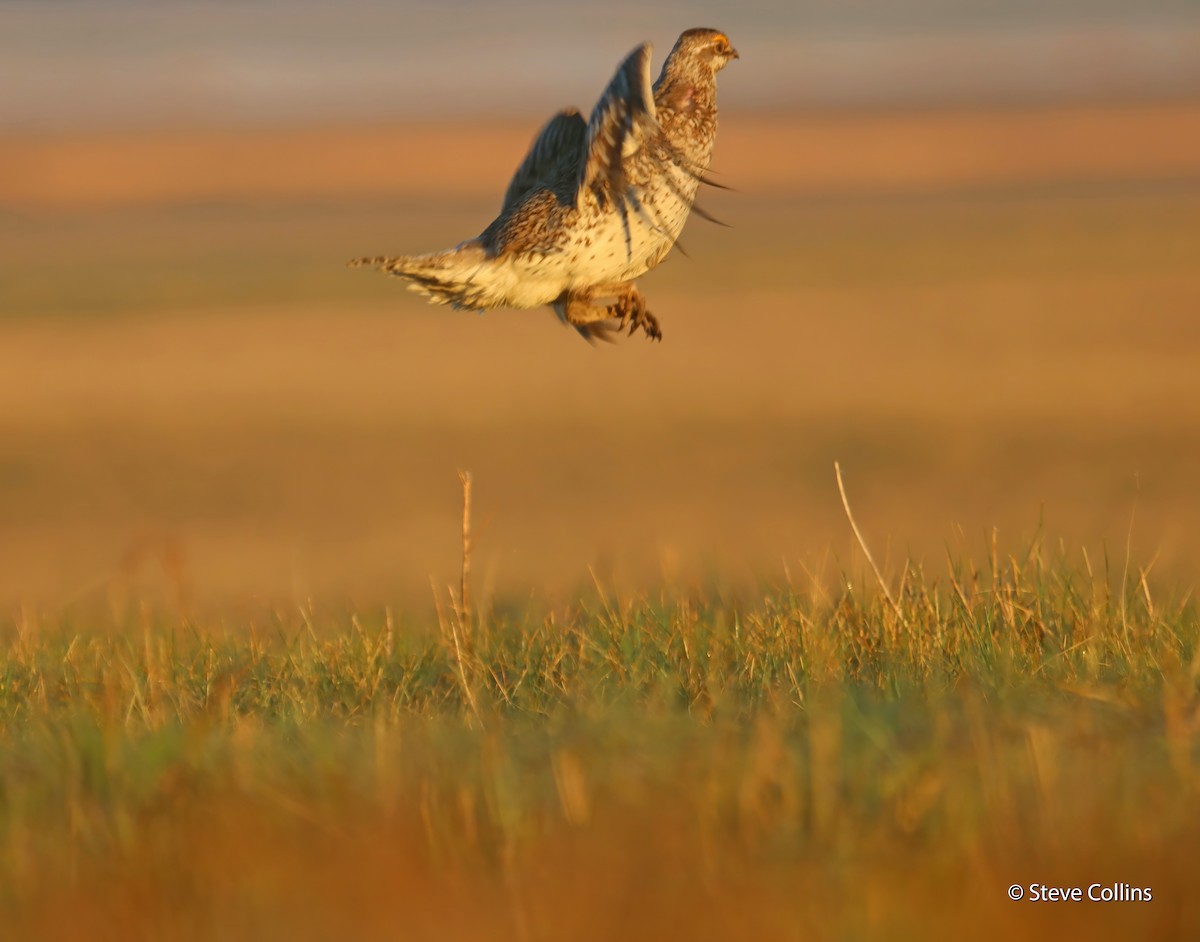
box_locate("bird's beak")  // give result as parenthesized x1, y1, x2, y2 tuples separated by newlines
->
(730, 47, 739, 59)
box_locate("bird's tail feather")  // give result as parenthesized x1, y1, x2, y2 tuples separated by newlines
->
(347, 255, 401, 269)
(348, 241, 493, 310)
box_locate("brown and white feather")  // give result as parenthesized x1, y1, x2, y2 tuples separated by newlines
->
(350, 27, 737, 342)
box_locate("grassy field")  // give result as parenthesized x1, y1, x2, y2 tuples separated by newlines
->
(2, 550, 1197, 940)
(2, 102, 1199, 938)
(3, 105, 1200, 609)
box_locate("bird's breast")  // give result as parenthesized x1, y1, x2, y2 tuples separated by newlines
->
(564, 164, 700, 285)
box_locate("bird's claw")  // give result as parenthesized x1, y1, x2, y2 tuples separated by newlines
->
(611, 292, 662, 342)
(638, 310, 662, 342)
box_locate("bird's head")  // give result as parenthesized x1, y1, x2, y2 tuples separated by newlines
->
(673, 28, 739, 74)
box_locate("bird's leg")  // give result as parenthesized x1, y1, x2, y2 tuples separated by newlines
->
(553, 292, 622, 344)
(552, 287, 662, 344)
(606, 285, 661, 342)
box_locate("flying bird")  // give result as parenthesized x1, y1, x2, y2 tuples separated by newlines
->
(350, 28, 738, 343)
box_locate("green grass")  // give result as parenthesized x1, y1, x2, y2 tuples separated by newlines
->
(2, 552, 1198, 941)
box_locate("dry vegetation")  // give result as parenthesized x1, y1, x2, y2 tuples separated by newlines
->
(2, 548, 1198, 940)
(2, 103, 1199, 938)
(2, 108, 1199, 607)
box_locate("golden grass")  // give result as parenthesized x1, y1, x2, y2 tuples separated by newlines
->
(3, 102, 1200, 938)
(2, 181, 1198, 607)
(1, 553, 1197, 940)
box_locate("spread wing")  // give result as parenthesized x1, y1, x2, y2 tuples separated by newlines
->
(500, 108, 588, 215)
(579, 42, 660, 208)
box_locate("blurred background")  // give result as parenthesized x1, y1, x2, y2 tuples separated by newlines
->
(2, 0, 1199, 610)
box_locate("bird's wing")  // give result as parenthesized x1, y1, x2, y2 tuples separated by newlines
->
(500, 108, 589, 215)
(579, 42, 659, 207)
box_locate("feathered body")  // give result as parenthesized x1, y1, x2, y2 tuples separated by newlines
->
(351, 28, 738, 342)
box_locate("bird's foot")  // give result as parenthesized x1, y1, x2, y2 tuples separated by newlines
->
(610, 290, 662, 342)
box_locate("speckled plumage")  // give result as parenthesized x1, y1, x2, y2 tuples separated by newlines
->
(350, 28, 738, 343)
